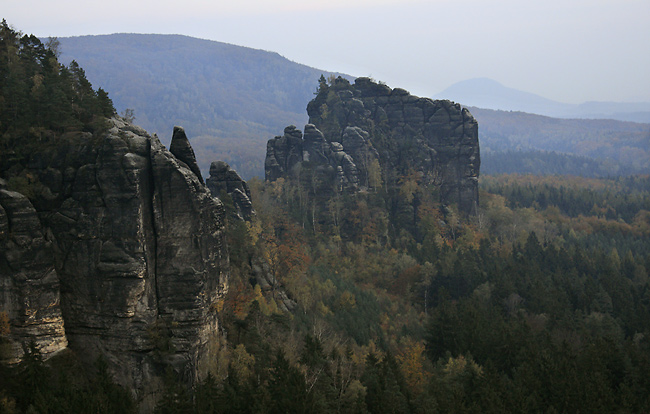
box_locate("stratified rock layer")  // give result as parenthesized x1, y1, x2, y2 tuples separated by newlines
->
(0, 180, 68, 363)
(265, 77, 480, 214)
(0, 119, 228, 407)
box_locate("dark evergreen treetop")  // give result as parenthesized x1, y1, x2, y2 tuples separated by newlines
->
(0, 20, 115, 159)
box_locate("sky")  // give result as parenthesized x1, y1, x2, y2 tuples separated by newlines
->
(5, 0, 650, 104)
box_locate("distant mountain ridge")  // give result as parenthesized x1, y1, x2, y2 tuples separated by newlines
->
(435, 78, 650, 123)
(57, 34, 350, 179)
(57, 34, 648, 178)
(470, 106, 649, 175)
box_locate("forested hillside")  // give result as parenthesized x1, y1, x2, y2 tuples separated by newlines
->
(163, 172, 650, 412)
(204, 171, 650, 413)
(57, 34, 347, 179)
(2, 22, 650, 413)
(472, 107, 650, 176)
(4, 169, 650, 411)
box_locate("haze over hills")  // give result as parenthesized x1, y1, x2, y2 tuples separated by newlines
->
(57, 34, 649, 178)
(57, 34, 349, 179)
(4, 22, 650, 411)
(471, 107, 649, 176)
(435, 78, 650, 123)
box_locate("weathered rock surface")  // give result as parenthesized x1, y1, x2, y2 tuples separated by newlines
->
(266, 124, 365, 192)
(206, 161, 254, 221)
(0, 179, 68, 364)
(170, 125, 204, 184)
(0, 119, 228, 407)
(265, 77, 480, 214)
(265, 125, 305, 182)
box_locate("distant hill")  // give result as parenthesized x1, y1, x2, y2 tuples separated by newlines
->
(471, 107, 650, 176)
(58, 34, 349, 179)
(58, 35, 648, 178)
(435, 78, 650, 123)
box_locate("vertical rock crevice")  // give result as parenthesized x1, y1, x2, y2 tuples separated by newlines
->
(1, 119, 229, 407)
(265, 77, 480, 215)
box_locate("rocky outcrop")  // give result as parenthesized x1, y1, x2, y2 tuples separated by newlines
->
(0, 179, 68, 363)
(206, 161, 254, 221)
(266, 125, 365, 192)
(170, 125, 204, 184)
(265, 125, 305, 182)
(0, 119, 228, 407)
(265, 77, 480, 214)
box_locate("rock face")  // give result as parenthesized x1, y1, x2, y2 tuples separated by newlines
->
(170, 125, 204, 184)
(0, 119, 228, 407)
(265, 125, 305, 182)
(265, 77, 480, 214)
(206, 161, 254, 221)
(0, 179, 68, 363)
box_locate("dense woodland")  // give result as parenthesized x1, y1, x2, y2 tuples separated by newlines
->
(185, 170, 649, 414)
(0, 21, 114, 150)
(481, 150, 641, 177)
(2, 22, 650, 413)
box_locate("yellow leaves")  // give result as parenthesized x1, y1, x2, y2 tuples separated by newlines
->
(396, 339, 430, 395)
(367, 158, 383, 190)
(246, 218, 262, 247)
(442, 354, 483, 379)
(316, 301, 332, 316)
(398, 170, 422, 204)
(253, 284, 272, 316)
(31, 73, 44, 96)
(231, 344, 255, 381)
(269, 177, 286, 200)
(0, 311, 9, 336)
(399, 176, 419, 204)
(321, 279, 336, 298)
(631, 209, 650, 235)
(455, 223, 484, 250)
(341, 380, 367, 407)
(207, 331, 230, 381)
(267, 297, 280, 314)
(358, 340, 382, 364)
(211, 300, 225, 314)
(336, 290, 356, 310)
(208, 341, 256, 383)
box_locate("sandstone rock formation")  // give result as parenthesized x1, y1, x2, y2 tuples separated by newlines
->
(169, 125, 204, 183)
(265, 125, 305, 182)
(266, 125, 365, 192)
(265, 77, 480, 215)
(206, 161, 254, 221)
(0, 119, 228, 407)
(0, 179, 68, 364)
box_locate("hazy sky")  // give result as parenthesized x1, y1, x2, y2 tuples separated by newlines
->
(5, 0, 650, 103)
